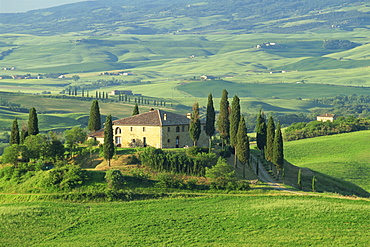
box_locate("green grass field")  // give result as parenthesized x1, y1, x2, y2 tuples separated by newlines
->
(284, 130, 370, 192)
(0, 195, 369, 246)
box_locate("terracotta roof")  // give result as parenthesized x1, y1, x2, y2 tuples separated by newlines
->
(317, 113, 335, 118)
(88, 128, 104, 138)
(112, 109, 191, 126)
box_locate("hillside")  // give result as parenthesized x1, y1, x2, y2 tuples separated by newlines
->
(284, 130, 370, 192)
(0, 0, 368, 35)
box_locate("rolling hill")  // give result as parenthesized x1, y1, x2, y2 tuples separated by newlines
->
(0, 0, 368, 35)
(284, 130, 370, 192)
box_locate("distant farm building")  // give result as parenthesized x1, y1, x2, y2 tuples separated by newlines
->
(109, 90, 133, 96)
(317, 114, 336, 122)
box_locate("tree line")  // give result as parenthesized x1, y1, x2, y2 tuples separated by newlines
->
(256, 111, 284, 178)
(284, 116, 370, 141)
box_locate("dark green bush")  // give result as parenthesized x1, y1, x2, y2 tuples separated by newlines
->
(185, 178, 198, 190)
(105, 169, 125, 190)
(131, 168, 150, 181)
(42, 164, 87, 190)
(186, 146, 208, 157)
(155, 173, 184, 189)
(127, 154, 140, 165)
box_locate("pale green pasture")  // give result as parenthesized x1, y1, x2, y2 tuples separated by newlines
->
(285, 130, 370, 192)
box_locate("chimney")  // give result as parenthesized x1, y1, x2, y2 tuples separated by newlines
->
(164, 114, 167, 121)
(187, 113, 191, 119)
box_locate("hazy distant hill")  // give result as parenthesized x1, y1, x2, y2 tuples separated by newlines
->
(0, 0, 86, 13)
(0, 0, 368, 35)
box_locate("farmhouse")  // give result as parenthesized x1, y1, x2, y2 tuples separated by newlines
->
(109, 90, 133, 96)
(89, 109, 208, 148)
(317, 113, 336, 122)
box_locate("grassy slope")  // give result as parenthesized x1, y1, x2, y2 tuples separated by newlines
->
(284, 130, 370, 192)
(0, 196, 369, 246)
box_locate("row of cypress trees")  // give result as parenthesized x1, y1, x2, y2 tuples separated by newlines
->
(10, 107, 39, 146)
(256, 111, 284, 178)
(216, 90, 250, 177)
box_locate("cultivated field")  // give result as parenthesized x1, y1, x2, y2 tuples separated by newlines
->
(0, 195, 369, 246)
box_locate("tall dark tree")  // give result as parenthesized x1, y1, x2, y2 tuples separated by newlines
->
(189, 102, 201, 146)
(28, 107, 39, 136)
(256, 109, 267, 156)
(229, 95, 241, 167)
(103, 115, 115, 167)
(20, 128, 28, 145)
(217, 89, 230, 149)
(205, 93, 215, 153)
(88, 100, 101, 132)
(132, 103, 139, 115)
(10, 118, 20, 145)
(236, 115, 250, 178)
(272, 122, 284, 179)
(265, 116, 275, 164)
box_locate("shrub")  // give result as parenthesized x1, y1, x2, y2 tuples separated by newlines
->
(127, 154, 140, 165)
(105, 169, 125, 190)
(206, 157, 236, 188)
(41, 164, 87, 190)
(185, 178, 198, 190)
(186, 146, 208, 157)
(155, 173, 184, 189)
(131, 168, 150, 181)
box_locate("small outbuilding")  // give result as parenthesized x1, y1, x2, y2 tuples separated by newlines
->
(317, 113, 336, 122)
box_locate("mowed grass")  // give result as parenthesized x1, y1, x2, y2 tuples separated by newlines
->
(284, 130, 370, 192)
(0, 196, 369, 246)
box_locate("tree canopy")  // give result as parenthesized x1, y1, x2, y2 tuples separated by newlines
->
(103, 115, 115, 166)
(88, 100, 101, 132)
(189, 102, 201, 146)
(217, 89, 230, 148)
(28, 107, 39, 136)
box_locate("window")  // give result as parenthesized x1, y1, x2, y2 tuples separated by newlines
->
(130, 127, 133, 132)
(167, 139, 170, 143)
(176, 126, 180, 132)
(182, 126, 185, 132)
(143, 127, 146, 132)
(115, 136, 122, 144)
(115, 127, 121, 135)
(132, 139, 136, 143)
(168, 127, 170, 132)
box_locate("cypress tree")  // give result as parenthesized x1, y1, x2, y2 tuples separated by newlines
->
(88, 100, 101, 132)
(236, 115, 250, 178)
(256, 109, 267, 156)
(20, 128, 28, 145)
(265, 116, 275, 163)
(217, 89, 230, 149)
(132, 103, 139, 115)
(28, 107, 39, 136)
(205, 93, 215, 153)
(230, 95, 241, 167)
(103, 115, 115, 167)
(272, 122, 284, 179)
(298, 169, 302, 190)
(312, 176, 316, 192)
(10, 118, 20, 145)
(189, 102, 201, 146)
